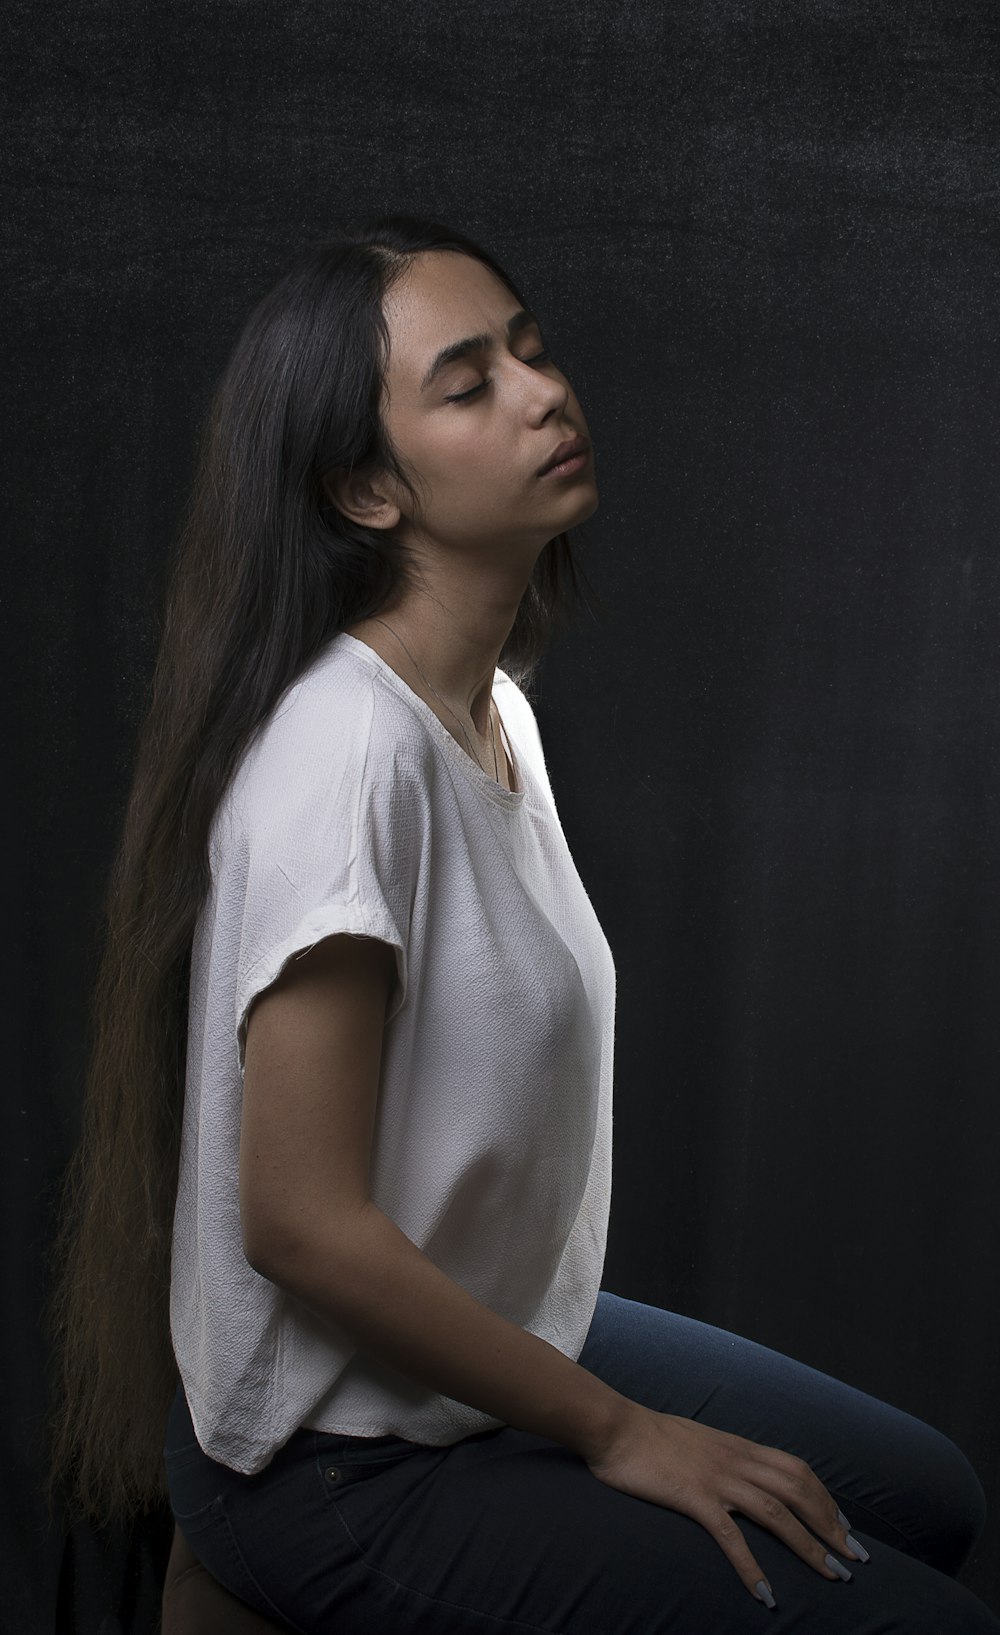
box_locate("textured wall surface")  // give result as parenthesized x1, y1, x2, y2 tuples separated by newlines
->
(5, 1, 999, 1629)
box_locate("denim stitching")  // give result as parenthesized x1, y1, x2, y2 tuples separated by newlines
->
(171, 1490, 225, 1527)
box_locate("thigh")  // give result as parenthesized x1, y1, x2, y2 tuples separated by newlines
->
(303, 1415, 1000, 1635)
(166, 1360, 1000, 1635)
(578, 1290, 990, 1577)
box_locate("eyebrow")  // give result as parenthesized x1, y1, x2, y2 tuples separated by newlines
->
(419, 308, 542, 393)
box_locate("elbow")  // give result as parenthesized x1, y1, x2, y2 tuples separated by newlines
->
(238, 1176, 304, 1281)
(239, 1198, 306, 1283)
(240, 1201, 371, 1289)
(241, 1220, 286, 1282)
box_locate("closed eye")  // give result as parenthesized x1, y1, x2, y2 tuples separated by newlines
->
(445, 351, 552, 403)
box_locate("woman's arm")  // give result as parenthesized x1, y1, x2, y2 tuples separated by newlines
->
(240, 932, 856, 1609)
(238, 931, 632, 1464)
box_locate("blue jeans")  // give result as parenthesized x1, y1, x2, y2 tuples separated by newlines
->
(164, 1290, 998, 1632)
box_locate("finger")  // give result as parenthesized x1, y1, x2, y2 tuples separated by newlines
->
(695, 1504, 778, 1607)
(836, 1508, 871, 1563)
(733, 1484, 854, 1583)
(755, 1453, 866, 1563)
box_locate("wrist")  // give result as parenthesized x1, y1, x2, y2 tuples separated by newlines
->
(553, 1373, 643, 1466)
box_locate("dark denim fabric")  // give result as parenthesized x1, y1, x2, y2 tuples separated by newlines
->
(164, 1289, 998, 1632)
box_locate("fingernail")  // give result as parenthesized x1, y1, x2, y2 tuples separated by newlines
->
(825, 1552, 853, 1582)
(836, 1508, 853, 1529)
(755, 1579, 776, 1608)
(845, 1533, 870, 1563)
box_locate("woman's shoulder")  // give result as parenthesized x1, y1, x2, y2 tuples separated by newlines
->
(225, 639, 430, 839)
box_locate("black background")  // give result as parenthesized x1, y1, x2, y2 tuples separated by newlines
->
(5, 2, 999, 1629)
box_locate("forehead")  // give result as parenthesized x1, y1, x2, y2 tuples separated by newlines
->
(382, 251, 519, 379)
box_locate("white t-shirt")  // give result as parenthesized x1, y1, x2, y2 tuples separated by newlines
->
(169, 630, 616, 1475)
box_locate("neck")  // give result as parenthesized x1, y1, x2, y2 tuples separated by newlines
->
(353, 580, 523, 739)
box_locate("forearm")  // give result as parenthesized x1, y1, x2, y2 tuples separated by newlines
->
(252, 1200, 634, 1462)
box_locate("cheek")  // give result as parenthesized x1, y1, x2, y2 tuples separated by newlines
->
(438, 427, 510, 491)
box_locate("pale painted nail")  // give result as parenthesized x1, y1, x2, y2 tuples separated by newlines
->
(825, 1552, 853, 1581)
(845, 1533, 870, 1563)
(836, 1508, 852, 1529)
(755, 1579, 776, 1608)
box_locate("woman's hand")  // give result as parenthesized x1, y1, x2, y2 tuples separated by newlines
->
(585, 1403, 863, 1607)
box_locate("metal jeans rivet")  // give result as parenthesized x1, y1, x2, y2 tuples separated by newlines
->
(326, 1466, 340, 1481)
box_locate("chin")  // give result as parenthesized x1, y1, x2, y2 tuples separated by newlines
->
(574, 486, 600, 522)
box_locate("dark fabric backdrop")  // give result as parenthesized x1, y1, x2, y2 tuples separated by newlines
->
(5, 2, 998, 1629)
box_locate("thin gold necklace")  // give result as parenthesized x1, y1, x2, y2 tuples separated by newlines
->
(367, 617, 500, 785)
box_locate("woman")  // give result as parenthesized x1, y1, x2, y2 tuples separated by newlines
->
(45, 213, 998, 1633)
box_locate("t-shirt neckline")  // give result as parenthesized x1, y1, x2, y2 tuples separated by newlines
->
(337, 631, 527, 808)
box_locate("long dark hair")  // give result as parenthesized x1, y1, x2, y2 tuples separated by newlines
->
(41, 212, 601, 1528)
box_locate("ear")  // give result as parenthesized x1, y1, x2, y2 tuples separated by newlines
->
(322, 466, 400, 531)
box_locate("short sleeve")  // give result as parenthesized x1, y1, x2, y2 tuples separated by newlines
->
(218, 680, 424, 1077)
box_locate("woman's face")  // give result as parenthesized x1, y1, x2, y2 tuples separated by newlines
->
(345, 249, 598, 566)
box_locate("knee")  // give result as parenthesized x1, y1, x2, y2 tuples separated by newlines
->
(920, 1429, 988, 1577)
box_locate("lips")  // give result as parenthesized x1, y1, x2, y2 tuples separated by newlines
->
(537, 434, 590, 476)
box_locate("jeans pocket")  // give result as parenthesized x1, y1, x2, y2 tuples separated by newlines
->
(170, 1488, 225, 1536)
(170, 1488, 293, 1625)
(164, 1436, 229, 1529)
(163, 1439, 208, 1479)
